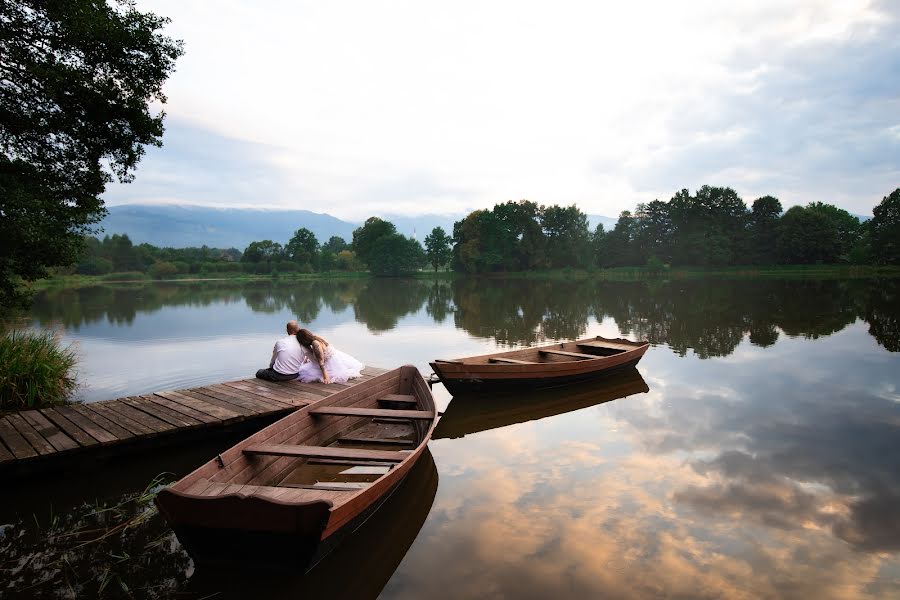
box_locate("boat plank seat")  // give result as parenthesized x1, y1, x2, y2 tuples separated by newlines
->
(488, 357, 538, 365)
(337, 436, 413, 446)
(538, 349, 601, 360)
(243, 444, 407, 462)
(309, 406, 435, 420)
(377, 394, 417, 408)
(578, 340, 635, 352)
(279, 482, 369, 491)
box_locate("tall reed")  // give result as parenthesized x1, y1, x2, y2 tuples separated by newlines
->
(0, 329, 77, 410)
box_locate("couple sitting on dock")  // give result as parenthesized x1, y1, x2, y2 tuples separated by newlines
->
(256, 320, 364, 385)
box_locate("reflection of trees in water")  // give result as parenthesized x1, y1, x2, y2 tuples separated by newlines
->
(353, 279, 430, 332)
(451, 278, 592, 346)
(861, 278, 900, 352)
(27, 277, 900, 356)
(598, 280, 874, 358)
(0, 482, 190, 599)
(425, 281, 454, 323)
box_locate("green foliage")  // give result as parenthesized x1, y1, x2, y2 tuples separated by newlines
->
(0, 329, 77, 409)
(368, 234, 426, 276)
(776, 206, 838, 263)
(870, 188, 900, 265)
(323, 235, 349, 254)
(424, 226, 452, 271)
(285, 227, 319, 267)
(0, 0, 183, 308)
(352, 217, 397, 268)
(148, 260, 178, 279)
(241, 240, 284, 264)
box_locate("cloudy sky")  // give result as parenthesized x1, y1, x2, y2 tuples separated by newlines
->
(106, 0, 900, 219)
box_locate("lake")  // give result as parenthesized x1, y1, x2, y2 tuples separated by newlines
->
(8, 276, 900, 598)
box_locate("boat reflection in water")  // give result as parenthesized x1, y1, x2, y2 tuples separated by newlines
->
(186, 447, 438, 599)
(434, 367, 649, 440)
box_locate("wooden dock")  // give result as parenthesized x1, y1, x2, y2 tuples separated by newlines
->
(0, 367, 388, 473)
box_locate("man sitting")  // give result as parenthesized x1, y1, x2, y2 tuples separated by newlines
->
(256, 320, 306, 381)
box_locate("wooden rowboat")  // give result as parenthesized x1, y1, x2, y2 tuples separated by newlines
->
(430, 335, 650, 395)
(433, 367, 649, 440)
(154, 365, 437, 571)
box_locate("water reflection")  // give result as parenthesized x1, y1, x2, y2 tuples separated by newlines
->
(30, 277, 900, 358)
(434, 368, 649, 440)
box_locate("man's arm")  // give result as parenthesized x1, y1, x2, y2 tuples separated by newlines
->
(270, 343, 278, 368)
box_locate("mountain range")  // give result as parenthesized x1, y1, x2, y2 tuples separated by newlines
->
(98, 204, 618, 249)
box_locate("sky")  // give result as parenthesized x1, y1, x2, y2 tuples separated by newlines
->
(105, 0, 900, 220)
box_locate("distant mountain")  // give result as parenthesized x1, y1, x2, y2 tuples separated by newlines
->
(99, 205, 356, 249)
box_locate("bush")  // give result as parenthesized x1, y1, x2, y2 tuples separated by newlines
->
(0, 330, 77, 410)
(75, 256, 113, 276)
(100, 271, 148, 281)
(148, 260, 178, 279)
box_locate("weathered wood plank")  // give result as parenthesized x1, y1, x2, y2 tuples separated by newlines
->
(4, 413, 55, 455)
(221, 381, 314, 406)
(19, 410, 79, 451)
(125, 397, 203, 429)
(146, 394, 221, 425)
(337, 436, 414, 446)
(0, 437, 14, 462)
(0, 417, 38, 458)
(538, 349, 599, 360)
(206, 384, 294, 411)
(88, 401, 155, 436)
(310, 406, 435, 420)
(55, 405, 118, 444)
(488, 357, 538, 365)
(41, 408, 99, 447)
(104, 400, 175, 434)
(243, 444, 406, 462)
(72, 404, 134, 440)
(246, 379, 331, 398)
(155, 391, 242, 422)
(190, 387, 268, 415)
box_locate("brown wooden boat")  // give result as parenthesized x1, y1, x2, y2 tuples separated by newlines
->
(433, 367, 649, 440)
(430, 335, 650, 395)
(154, 365, 437, 571)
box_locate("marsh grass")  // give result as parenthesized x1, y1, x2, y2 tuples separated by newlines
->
(0, 475, 190, 599)
(0, 329, 77, 410)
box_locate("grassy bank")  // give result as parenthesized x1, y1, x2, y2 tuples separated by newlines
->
(0, 329, 77, 411)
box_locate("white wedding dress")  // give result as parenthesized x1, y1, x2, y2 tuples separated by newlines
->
(296, 341, 364, 384)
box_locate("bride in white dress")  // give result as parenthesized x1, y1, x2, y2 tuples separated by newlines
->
(294, 328, 364, 384)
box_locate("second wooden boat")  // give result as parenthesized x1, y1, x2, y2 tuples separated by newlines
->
(154, 365, 437, 571)
(430, 335, 650, 395)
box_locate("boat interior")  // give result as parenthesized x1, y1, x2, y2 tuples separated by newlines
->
(436, 336, 645, 366)
(173, 367, 435, 511)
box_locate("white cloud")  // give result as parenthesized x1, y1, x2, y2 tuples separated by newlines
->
(112, 0, 899, 218)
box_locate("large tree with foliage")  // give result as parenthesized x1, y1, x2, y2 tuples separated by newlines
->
(869, 188, 900, 265)
(747, 196, 783, 264)
(367, 234, 426, 276)
(285, 228, 319, 267)
(423, 226, 452, 272)
(0, 0, 183, 308)
(352, 217, 397, 268)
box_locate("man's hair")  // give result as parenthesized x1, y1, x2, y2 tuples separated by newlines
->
(286, 320, 300, 335)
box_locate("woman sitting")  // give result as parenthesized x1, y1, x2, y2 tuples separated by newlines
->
(295, 328, 365, 384)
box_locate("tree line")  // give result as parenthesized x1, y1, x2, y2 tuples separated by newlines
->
(451, 186, 900, 272)
(69, 186, 900, 280)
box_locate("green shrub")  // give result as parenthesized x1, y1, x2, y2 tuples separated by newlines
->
(100, 271, 147, 281)
(148, 260, 179, 279)
(0, 330, 77, 410)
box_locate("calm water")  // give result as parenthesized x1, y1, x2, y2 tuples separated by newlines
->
(10, 277, 900, 598)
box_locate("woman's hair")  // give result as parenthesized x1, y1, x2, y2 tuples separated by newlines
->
(296, 328, 329, 362)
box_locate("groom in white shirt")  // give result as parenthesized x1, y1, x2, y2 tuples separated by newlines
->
(255, 320, 307, 382)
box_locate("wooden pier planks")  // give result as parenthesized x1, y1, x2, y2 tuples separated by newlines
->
(0, 367, 388, 470)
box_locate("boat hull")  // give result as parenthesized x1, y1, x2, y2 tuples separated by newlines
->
(430, 336, 649, 396)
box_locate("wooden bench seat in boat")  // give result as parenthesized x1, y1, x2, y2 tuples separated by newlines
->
(538, 349, 600, 360)
(576, 340, 634, 352)
(488, 357, 538, 365)
(308, 406, 435, 420)
(377, 394, 417, 408)
(243, 444, 407, 462)
(182, 479, 357, 501)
